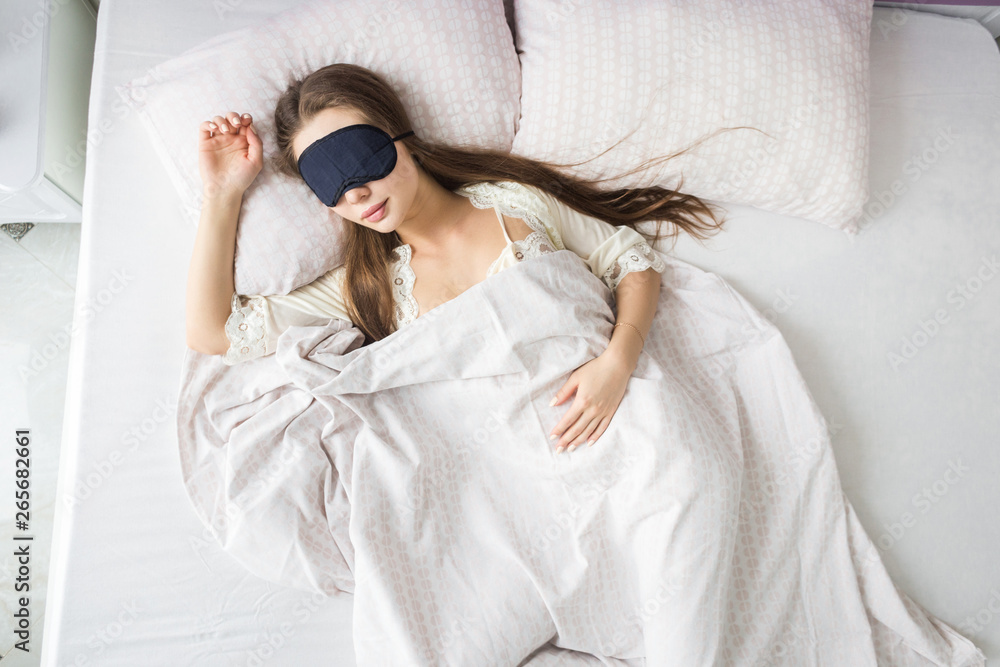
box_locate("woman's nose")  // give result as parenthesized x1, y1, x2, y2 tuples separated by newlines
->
(345, 185, 371, 204)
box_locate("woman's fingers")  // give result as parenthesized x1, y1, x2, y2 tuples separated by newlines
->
(588, 416, 612, 447)
(211, 115, 229, 133)
(198, 119, 216, 141)
(560, 415, 600, 453)
(553, 406, 590, 452)
(555, 421, 581, 452)
(203, 112, 253, 139)
(245, 121, 263, 165)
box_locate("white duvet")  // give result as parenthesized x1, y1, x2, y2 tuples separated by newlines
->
(176, 248, 986, 666)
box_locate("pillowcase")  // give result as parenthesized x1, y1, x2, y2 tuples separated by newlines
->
(510, 0, 873, 237)
(118, 0, 521, 295)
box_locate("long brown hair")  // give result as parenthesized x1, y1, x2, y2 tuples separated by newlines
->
(274, 63, 739, 343)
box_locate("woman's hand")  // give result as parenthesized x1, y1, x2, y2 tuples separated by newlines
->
(546, 268, 659, 453)
(548, 350, 632, 453)
(198, 111, 263, 201)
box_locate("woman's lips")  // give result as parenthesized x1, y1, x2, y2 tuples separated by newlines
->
(363, 199, 387, 221)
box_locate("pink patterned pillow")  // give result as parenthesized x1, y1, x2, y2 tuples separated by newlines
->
(118, 0, 521, 295)
(511, 0, 873, 237)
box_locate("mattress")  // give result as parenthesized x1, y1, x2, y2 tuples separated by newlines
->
(39, 2, 1000, 665)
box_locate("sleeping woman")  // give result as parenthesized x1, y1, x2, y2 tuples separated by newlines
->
(184, 62, 725, 454)
(180, 62, 989, 665)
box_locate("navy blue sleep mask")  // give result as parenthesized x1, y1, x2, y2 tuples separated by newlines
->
(296, 123, 415, 207)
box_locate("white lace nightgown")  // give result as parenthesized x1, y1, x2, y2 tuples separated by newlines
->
(222, 180, 667, 365)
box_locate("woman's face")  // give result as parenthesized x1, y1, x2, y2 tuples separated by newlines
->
(292, 107, 418, 234)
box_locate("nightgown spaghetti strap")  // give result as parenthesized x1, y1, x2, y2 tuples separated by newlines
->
(494, 206, 513, 244)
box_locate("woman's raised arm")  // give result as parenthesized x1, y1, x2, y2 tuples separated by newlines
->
(185, 111, 263, 355)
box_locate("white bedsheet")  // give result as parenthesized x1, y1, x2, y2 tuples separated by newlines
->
(40, 2, 1000, 665)
(177, 243, 986, 665)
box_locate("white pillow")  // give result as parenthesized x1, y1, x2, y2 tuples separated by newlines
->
(118, 0, 521, 295)
(510, 0, 873, 237)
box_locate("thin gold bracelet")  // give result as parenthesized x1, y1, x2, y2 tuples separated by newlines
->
(614, 321, 645, 346)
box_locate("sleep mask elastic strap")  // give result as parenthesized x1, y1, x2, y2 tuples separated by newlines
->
(297, 123, 416, 207)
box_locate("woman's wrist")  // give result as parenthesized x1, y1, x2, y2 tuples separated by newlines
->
(604, 326, 643, 371)
(202, 187, 245, 209)
(199, 189, 246, 231)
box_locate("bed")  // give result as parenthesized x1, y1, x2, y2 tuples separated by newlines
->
(38, 1, 999, 665)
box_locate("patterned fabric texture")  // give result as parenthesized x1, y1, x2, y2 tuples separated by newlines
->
(117, 0, 521, 295)
(176, 247, 985, 665)
(511, 0, 873, 236)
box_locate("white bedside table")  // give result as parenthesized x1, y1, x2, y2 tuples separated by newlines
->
(0, 0, 97, 224)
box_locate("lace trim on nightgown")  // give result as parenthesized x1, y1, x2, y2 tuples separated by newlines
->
(602, 239, 668, 291)
(458, 181, 566, 253)
(485, 223, 557, 274)
(391, 244, 419, 327)
(223, 292, 267, 364)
